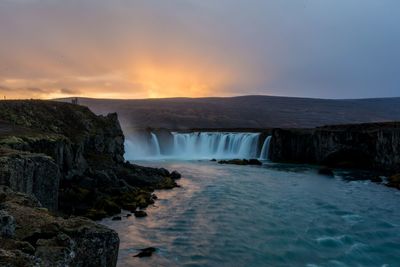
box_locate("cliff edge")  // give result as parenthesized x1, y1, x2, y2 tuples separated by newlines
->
(269, 122, 400, 187)
(0, 100, 180, 266)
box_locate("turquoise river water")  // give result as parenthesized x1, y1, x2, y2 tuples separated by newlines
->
(101, 160, 400, 267)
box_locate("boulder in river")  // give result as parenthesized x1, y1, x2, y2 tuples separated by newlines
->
(318, 167, 334, 176)
(218, 159, 262, 166)
(134, 210, 148, 218)
(387, 174, 400, 189)
(133, 247, 156, 258)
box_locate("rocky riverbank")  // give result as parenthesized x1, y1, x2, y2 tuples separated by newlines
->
(269, 122, 400, 187)
(0, 100, 180, 266)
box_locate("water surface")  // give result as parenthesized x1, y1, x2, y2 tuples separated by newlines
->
(102, 161, 400, 267)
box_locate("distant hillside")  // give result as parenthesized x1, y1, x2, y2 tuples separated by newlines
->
(58, 95, 400, 130)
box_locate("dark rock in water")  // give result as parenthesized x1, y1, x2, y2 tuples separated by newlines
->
(126, 214, 132, 218)
(387, 174, 400, 189)
(134, 210, 148, 218)
(218, 159, 262, 166)
(370, 176, 383, 183)
(248, 159, 263, 165)
(157, 177, 178, 189)
(318, 167, 334, 176)
(112, 216, 122, 221)
(210, 158, 217, 162)
(171, 170, 182, 179)
(133, 247, 156, 258)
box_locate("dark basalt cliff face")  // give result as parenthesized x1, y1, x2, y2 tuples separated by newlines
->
(0, 150, 60, 211)
(269, 122, 400, 172)
(0, 100, 180, 266)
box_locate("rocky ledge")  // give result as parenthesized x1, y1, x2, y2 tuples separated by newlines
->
(0, 186, 119, 266)
(0, 100, 181, 266)
(268, 122, 400, 187)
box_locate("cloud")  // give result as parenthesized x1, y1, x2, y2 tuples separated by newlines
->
(0, 0, 399, 99)
(60, 88, 79, 95)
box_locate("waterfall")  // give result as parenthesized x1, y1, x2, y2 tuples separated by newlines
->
(170, 132, 260, 159)
(124, 131, 272, 160)
(259, 136, 271, 160)
(150, 132, 161, 156)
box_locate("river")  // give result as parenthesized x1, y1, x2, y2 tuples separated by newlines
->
(101, 160, 400, 267)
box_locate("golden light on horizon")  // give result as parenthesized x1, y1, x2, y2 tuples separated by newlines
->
(0, 60, 232, 100)
(128, 62, 229, 99)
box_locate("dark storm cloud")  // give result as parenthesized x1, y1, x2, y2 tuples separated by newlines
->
(0, 0, 399, 99)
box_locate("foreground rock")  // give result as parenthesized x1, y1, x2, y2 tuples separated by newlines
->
(0, 100, 182, 266)
(0, 186, 119, 267)
(0, 100, 181, 220)
(218, 159, 262, 166)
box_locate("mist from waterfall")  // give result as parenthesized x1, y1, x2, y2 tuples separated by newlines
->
(124, 131, 272, 160)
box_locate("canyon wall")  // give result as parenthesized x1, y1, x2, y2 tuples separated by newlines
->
(269, 122, 400, 172)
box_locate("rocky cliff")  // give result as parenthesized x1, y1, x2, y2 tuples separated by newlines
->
(0, 186, 119, 266)
(0, 149, 60, 211)
(269, 122, 400, 172)
(0, 100, 125, 179)
(0, 100, 181, 266)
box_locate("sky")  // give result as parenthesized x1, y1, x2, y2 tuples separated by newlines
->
(0, 0, 399, 99)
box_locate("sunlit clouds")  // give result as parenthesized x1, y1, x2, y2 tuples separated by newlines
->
(1, 0, 399, 99)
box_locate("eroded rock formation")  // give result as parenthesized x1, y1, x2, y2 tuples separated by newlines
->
(269, 122, 400, 172)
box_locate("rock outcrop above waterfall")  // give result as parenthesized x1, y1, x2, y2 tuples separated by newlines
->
(0, 100, 181, 266)
(269, 122, 400, 173)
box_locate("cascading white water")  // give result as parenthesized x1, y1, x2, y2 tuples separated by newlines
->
(124, 131, 272, 160)
(150, 133, 161, 156)
(170, 132, 260, 159)
(259, 136, 271, 160)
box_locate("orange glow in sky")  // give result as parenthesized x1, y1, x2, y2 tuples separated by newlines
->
(2, 1, 398, 99)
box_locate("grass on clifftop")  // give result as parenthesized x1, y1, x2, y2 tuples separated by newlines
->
(0, 100, 116, 142)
